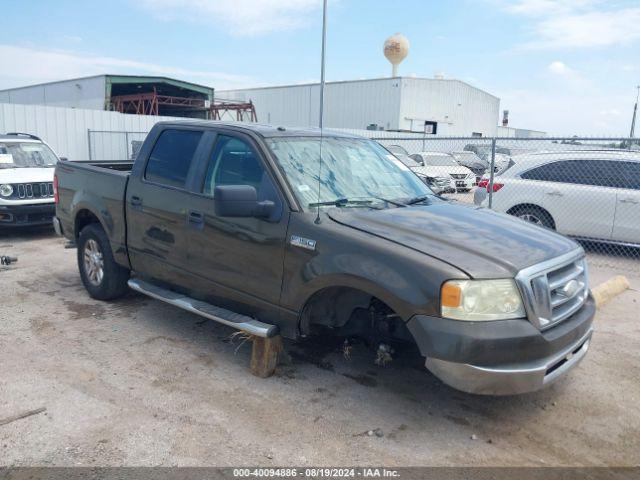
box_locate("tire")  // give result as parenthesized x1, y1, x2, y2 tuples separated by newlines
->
(77, 223, 130, 300)
(511, 205, 555, 230)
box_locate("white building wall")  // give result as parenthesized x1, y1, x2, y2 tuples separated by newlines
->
(220, 77, 497, 136)
(219, 78, 402, 130)
(0, 103, 180, 160)
(496, 125, 546, 137)
(398, 78, 499, 137)
(0, 76, 107, 110)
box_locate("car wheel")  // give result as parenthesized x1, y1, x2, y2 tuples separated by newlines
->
(511, 206, 555, 230)
(77, 223, 130, 300)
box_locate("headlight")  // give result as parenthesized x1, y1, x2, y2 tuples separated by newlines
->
(467, 172, 475, 179)
(441, 279, 526, 321)
(0, 184, 13, 197)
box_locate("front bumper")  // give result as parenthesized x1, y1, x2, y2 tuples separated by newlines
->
(0, 203, 55, 227)
(407, 295, 595, 395)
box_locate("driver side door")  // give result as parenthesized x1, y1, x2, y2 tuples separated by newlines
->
(185, 131, 289, 322)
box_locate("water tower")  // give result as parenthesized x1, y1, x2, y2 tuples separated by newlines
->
(384, 33, 409, 77)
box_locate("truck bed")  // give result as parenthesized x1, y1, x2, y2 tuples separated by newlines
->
(55, 160, 132, 266)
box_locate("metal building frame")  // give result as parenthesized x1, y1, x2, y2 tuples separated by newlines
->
(111, 88, 257, 121)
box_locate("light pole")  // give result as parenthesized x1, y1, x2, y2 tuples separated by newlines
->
(630, 85, 639, 139)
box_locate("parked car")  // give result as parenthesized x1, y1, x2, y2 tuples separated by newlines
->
(474, 150, 640, 246)
(385, 145, 452, 194)
(410, 152, 476, 192)
(0, 133, 59, 228)
(450, 151, 488, 178)
(54, 122, 594, 395)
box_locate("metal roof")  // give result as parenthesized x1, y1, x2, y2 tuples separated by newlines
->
(0, 74, 214, 97)
(218, 76, 498, 100)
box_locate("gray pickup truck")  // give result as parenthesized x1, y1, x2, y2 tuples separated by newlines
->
(54, 121, 595, 395)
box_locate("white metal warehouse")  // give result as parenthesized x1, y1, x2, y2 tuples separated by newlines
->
(218, 76, 500, 137)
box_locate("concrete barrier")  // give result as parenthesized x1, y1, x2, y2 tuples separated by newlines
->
(592, 275, 630, 309)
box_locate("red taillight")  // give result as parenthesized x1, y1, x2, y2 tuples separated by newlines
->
(53, 174, 59, 204)
(477, 179, 503, 192)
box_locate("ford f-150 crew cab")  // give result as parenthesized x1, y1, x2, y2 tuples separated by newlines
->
(53, 121, 595, 395)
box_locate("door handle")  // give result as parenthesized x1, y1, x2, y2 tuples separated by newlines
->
(130, 196, 143, 209)
(546, 191, 563, 197)
(619, 198, 639, 204)
(187, 210, 204, 229)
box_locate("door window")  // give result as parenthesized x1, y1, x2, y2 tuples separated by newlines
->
(521, 159, 631, 188)
(202, 135, 271, 198)
(614, 161, 640, 190)
(145, 129, 203, 188)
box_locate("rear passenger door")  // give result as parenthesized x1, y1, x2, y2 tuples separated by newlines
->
(611, 161, 640, 244)
(520, 160, 616, 240)
(185, 132, 289, 321)
(126, 127, 207, 284)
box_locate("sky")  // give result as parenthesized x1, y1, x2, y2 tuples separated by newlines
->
(0, 0, 638, 136)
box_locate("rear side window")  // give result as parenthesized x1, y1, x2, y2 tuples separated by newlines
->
(521, 159, 632, 188)
(145, 129, 203, 188)
(615, 161, 640, 190)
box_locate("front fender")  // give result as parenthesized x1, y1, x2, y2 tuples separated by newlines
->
(280, 213, 469, 323)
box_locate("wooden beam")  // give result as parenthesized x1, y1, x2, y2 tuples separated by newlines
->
(250, 335, 283, 378)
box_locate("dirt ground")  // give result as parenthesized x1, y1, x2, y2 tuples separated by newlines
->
(1, 227, 639, 467)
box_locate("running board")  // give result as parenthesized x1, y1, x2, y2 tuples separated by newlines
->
(127, 278, 279, 338)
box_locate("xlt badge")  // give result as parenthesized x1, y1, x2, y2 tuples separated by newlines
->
(290, 235, 316, 251)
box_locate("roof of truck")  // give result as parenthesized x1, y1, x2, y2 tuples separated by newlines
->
(154, 120, 362, 139)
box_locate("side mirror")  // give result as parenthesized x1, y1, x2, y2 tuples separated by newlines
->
(214, 185, 275, 219)
(59, 157, 68, 162)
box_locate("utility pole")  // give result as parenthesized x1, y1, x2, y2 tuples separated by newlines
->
(630, 85, 639, 139)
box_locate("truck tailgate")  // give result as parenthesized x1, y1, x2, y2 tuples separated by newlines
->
(55, 160, 131, 266)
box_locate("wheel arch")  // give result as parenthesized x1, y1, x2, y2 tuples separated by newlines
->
(507, 203, 556, 229)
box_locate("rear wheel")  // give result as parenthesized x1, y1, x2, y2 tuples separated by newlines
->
(510, 205, 555, 230)
(77, 223, 129, 300)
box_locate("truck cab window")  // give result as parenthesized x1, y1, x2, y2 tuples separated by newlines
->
(145, 129, 203, 188)
(202, 135, 268, 197)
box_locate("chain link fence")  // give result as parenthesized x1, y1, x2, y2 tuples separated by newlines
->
(88, 130, 148, 161)
(373, 135, 640, 270)
(85, 129, 639, 270)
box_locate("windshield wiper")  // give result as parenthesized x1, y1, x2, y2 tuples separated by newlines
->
(308, 198, 375, 208)
(370, 196, 407, 208)
(406, 194, 435, 205)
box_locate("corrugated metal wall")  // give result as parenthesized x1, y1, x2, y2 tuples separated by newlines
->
(0, 76, 107, 110)
(398, 78, 499, 137)
(220, 77, 499, 136)
(0, 103, 180, 160)
(220, 78, 402, 131)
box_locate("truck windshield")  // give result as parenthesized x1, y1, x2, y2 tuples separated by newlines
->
(267, 136, 433, 209)
(0, 142, 59, 168)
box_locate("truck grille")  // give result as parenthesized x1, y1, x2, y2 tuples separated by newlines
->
(450, 174, 466, 179)
(14, 182, 54, 199)
(516, 251, 589, 330)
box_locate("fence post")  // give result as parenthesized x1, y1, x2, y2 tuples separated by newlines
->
(488, 137, 497, 209)
(87, 129, 92, 161)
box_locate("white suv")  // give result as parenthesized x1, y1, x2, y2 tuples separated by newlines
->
(410, 152, 476, 192)
(474, 150, 640, 246)
(0, 133, 60, 228)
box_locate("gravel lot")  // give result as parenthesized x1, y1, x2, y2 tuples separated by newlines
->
(1, 227, 639, 467)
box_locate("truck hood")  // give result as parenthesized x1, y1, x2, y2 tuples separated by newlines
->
(0, 167, 55, 183)
(327, 202, 580, 278)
